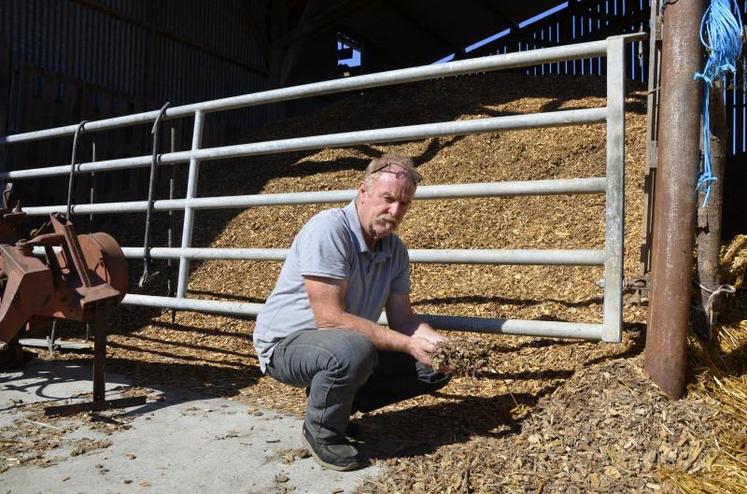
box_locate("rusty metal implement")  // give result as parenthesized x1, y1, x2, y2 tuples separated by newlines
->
(0, 208, 145, 415)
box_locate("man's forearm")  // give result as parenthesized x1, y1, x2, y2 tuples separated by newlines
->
(318, 310, 440, 367)
(389, 314, 441, 344)
(319, 311, 412, 353)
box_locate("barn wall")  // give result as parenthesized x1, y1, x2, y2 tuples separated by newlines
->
(0, 0, 279, 207)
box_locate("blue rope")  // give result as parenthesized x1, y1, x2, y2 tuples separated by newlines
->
(694, 0, 743, 206)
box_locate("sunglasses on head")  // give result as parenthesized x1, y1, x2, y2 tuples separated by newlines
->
(370, 162, 422, 185)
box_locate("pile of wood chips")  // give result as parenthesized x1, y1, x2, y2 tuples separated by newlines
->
(9, 72, 739, 492)
(661, 236, 747, 494)
(431, 339, 495, 377)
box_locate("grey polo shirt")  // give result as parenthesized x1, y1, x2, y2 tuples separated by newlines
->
(253, 201, 411, 372)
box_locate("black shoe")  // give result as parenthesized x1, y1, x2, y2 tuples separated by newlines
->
(301, 425, 365, 471)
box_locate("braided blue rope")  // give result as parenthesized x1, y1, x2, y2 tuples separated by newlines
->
(694, 0, 743, 206)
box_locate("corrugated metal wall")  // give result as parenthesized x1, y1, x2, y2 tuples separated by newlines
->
(0, 0, 268, 104)
(0, 0, 279, 207)
(463, 1, 648, 80)
(475, 0, 746, 157)
(0, 0, 276, 139)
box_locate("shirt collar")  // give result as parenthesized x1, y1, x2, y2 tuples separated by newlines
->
(343, 200, 392, 258)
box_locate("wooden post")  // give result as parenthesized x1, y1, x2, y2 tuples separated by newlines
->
(695, 79, 728, 340)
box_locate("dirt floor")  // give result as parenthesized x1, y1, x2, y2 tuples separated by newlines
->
(4, 73, 747, 492)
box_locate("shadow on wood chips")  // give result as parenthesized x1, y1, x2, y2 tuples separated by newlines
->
(355, 387, 558, 460)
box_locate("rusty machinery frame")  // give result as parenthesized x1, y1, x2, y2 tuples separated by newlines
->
(0, 204, 145, 415)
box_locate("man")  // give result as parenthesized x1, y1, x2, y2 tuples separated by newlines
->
(253, 153, 451, 471)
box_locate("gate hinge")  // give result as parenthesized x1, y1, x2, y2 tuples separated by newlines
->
(624, 275, 650, 292)
(624, 275, 650, 307)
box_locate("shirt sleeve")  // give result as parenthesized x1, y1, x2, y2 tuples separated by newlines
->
(297, 213, 350, 280)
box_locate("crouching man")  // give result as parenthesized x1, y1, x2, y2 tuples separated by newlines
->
(253, 153, 451, 471)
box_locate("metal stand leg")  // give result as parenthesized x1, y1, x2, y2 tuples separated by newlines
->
(47, 320, 57, 357)
(44, 302, 146, 416)
(92, 303, 107, 402)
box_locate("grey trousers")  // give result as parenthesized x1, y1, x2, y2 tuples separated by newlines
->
(266, 329, 451, 443)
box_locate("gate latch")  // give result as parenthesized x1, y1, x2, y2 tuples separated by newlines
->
(624, 275, 650, 306)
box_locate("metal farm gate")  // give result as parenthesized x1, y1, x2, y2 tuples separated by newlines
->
(0, 34, 645, 343)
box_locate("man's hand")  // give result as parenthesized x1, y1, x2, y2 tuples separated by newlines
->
(415, 332, 457, 374)
(407, 336, 439, 367)
(412, 325, 446, 346)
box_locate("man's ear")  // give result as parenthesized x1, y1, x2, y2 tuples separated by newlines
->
(357, 181, 367, 198)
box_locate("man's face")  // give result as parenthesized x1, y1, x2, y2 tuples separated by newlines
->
(357, 167, 416, 246)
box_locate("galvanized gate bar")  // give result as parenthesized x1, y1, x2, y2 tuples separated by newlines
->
(0, 108, 607, 181)
(410, 249, 604, 265)
(108, 247, 605, 265)
(122, 294, 604, 340)
(33, 246, 605, 265)
(402, 316, 602, 340)
(602, 36, 626, 342)
(123, 294, 265, 316)
(21, 177, 607, 216)
(177, 111, 205, 298)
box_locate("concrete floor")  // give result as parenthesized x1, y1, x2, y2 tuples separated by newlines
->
(0, 356, 379, 494)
